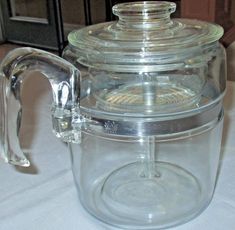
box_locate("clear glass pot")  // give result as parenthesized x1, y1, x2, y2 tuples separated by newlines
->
(0, 1, 226, 229)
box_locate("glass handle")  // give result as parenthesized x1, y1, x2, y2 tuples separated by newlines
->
(0, 47, 80, 167)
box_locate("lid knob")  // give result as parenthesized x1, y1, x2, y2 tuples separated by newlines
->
(113, 1, 176, 29)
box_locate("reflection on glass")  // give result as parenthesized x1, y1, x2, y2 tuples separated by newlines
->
(10, 0, 47, 19)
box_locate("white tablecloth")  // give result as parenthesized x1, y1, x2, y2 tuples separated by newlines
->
(0, 76, 235, 230)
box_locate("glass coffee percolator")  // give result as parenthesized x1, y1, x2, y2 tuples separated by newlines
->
(0, 1, 226, 229)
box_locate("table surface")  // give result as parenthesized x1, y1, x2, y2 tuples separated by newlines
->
(0, 76, 235, 230)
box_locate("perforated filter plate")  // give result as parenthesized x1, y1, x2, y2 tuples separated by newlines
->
(96, 82, 198, 112)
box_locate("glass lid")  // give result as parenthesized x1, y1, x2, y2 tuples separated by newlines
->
(68, 1, 223, 71)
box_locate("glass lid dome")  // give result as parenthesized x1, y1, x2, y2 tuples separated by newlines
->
(68, 1, 223, 72)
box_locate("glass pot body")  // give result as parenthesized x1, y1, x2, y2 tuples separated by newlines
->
(63, 41, 226, 229)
